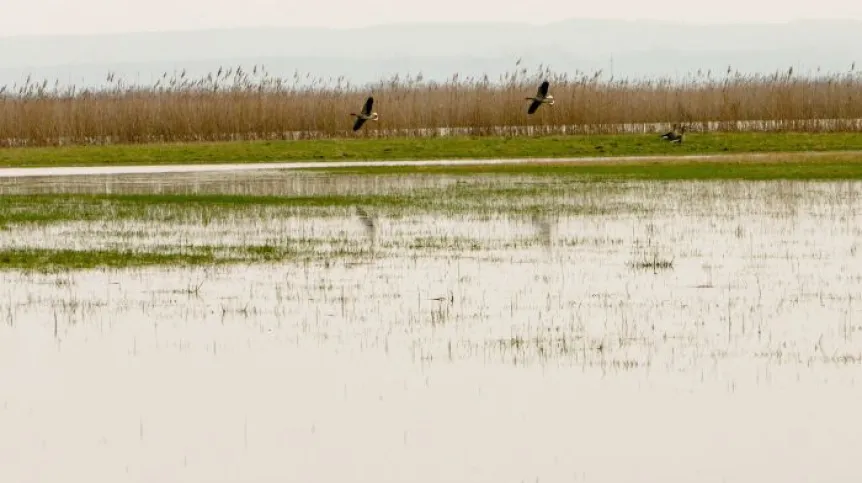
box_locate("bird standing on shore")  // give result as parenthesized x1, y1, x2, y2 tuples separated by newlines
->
(351, 96, 379, 131)
(526, 80, 555, 114)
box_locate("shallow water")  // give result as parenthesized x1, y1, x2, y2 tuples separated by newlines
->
(1, 173, 861, 482)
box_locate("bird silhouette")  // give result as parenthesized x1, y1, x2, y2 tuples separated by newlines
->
(351, 96, 379, 131)
(526, 80, 555, 114)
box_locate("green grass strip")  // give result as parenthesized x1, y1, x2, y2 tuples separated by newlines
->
(3, 132, 862, 167)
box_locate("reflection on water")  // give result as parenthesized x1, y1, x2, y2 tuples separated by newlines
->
(0, 168, 463, 196)
(1, 172, 861, 482)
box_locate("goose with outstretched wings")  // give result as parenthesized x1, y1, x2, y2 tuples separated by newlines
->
(351, 96, 379, 131)
(526, 80, 555, 114)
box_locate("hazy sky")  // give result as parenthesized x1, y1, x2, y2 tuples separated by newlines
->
(3, 0, 862, 36)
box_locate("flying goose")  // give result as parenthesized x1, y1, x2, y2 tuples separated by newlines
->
(526, 80, 554, 114)
(660, 125, 687, 143)
(351, 96, 379, 131)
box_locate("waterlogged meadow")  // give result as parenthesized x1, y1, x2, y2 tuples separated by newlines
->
(1, 170, 862, 482)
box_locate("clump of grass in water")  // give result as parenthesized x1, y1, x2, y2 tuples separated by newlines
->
(0, 191, 645, 227)
(491, 333, 643, 368)
(628, 222, 675, 272)
(407, 236, 484, 251)
(629, 254, 675, 271)
(0, 248, 218, 271)
(0, 242, 367, 272)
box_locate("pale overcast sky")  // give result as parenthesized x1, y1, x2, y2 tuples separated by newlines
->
(2, 0, 862, 36)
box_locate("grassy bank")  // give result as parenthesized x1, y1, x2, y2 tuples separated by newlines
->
(315, 152, 862, 179)
(3, 132, 862, 168)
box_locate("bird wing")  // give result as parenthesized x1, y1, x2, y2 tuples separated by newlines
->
(537, 80, 549, 98)
(527, 100, 542, 114)
(362, 97, 374, 116)
(353, 117, 367, 131)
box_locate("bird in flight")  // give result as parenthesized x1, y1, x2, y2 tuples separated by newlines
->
(526, 80, 555, 114)
(351, 96, 379, 131)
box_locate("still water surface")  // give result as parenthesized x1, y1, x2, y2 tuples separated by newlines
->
(1, 171, 860, 482)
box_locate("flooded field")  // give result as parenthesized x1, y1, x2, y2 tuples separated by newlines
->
(1, 170, 861, 482)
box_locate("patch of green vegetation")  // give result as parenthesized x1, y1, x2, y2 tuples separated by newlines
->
(0, 193, 396, 225)
(310, 154, 862, 180)
(0, 187, 642, 226)
(3, 132, 862, 167)
(0, 243, 369, 272)
(629, 257, 676, 271)
(406, 236, 485, 251)
(0, 248, 219, 271)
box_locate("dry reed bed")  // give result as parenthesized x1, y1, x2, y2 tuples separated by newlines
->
(2, 66, 862, 147)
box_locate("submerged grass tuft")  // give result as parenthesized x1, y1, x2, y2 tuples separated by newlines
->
(629, 256, 676, 271)
(0, 186, 643, 226)
(0, 243, 371, 272)
(0, 248, 218, 271)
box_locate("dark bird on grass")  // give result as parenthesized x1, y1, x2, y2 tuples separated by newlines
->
(526, 80, 555, 114)
(354, 206, 377, 242)
(351, 96, 379, 131)
(660, 124, 687, 143)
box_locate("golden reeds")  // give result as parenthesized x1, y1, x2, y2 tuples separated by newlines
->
(2, 65, 862, 147)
